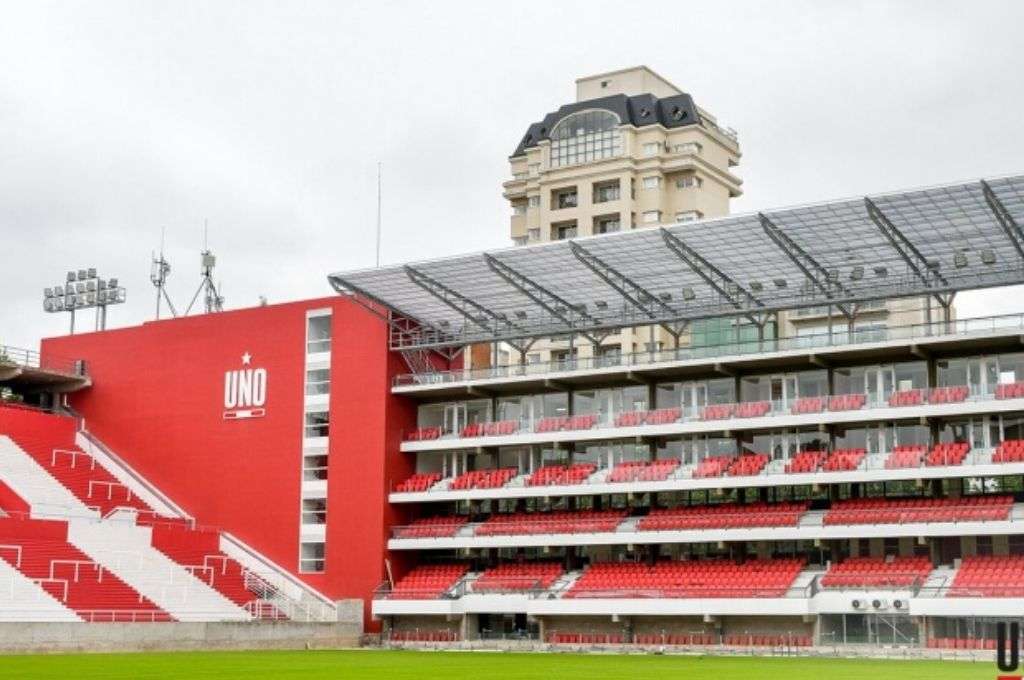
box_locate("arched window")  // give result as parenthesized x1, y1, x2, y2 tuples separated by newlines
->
(549, 110, 622, 168)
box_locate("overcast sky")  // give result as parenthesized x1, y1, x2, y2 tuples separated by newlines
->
(2, 0, 1024, 350)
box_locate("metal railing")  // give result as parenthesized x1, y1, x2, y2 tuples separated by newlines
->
(0, 344, 83, 377)
(403, 384, 1011, 444)
(394, 312, 1024, 387)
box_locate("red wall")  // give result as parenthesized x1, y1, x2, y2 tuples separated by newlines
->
(41, 296, 416, 628)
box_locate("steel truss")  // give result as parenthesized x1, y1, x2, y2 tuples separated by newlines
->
(759, 213, 855, 319)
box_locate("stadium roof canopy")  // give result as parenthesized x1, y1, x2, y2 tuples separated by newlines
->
(329, 174, 1024, 351)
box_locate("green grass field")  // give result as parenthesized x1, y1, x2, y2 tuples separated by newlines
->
(0, 649, 999, 679)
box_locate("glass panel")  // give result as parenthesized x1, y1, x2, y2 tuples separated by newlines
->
(306, 316, 331, 354)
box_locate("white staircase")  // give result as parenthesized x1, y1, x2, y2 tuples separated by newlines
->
(788, 568, 822, 596)
(0, 436, 96, 519)
(0, 558, 80, 622)
(66, 519, 251, 622)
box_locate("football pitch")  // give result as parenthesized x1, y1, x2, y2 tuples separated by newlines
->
(0, 649, 997, 679)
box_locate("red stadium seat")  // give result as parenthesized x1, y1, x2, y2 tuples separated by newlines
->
(526, 463, 597, 487)
(821, 556, 933, 588)
(566, 558, 804, 599)
(476, 509, 627, 536)
(949, 555, 1024, 597)
(785, 450, 826, 474)
(472, 562, 563, 592)
(395, 473, 442, 493)
(392, 516, 468, 539)
(823, 495, 1012, 526)
(0, 517, 171, 621)
(637, 502, 808, 531)
(387, 564, 468, 600)
(449, 468, 517, 490)
(608, 460, 679, 483)
(821, 448, 866, 472)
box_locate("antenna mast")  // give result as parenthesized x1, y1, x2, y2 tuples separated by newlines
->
(150, 227, 177, 319)
(185, 221, 225, 315)
(376, 161, 382, 268)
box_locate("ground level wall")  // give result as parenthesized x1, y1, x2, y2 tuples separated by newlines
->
(0, 620, 362, 654)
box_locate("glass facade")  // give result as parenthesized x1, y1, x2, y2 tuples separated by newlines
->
(549, 110, 622, 168)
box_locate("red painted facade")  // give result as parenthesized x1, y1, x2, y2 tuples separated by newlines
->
(41, 296, 418, 628)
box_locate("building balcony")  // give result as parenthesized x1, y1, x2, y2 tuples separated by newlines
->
(391, 440, 1024, 506)
(400, 384, 1024, 453)
(392, 313, 1024, 393)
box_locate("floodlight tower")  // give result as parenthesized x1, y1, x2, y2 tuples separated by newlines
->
(43, 268, 127, 334)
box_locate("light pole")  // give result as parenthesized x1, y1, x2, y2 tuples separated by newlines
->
(43, 268, 127, 334)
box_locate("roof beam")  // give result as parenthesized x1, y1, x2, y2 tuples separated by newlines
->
(569, 240, 675, 319)
(483, 253, 602, 344)
(328, 273, 450, 347)
(404, 265, 522, 336)
(981, 179, 1024, 262)
(864, 197, 949, 305)
(659, 227, 767, 325)
(569, 239, 687, 337)
(758, 213, 855, 319)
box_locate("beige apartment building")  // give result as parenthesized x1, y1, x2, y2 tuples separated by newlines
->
(495, 66, 938, 367)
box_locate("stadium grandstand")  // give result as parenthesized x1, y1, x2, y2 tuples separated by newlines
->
(1, 170, 1023, 657)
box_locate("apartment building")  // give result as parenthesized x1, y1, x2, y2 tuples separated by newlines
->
(499, 66, 941, 368)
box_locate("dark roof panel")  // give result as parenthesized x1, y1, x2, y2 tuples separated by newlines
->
(511, 92, 702, 157)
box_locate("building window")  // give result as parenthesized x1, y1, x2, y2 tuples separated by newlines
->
(676, 175, 703, 189)
(527, 228, 540, 241)
(301, 498, 327, 525)
(549, 110, 622, 168)
(527, 195, 540, 208)
(512, 203, 526, 215)
(642, 142, 661, 157)
(594, 215, 621, 234)
(526, 353, 542, 365)
(675, 210, 702, 223)
(593, 181, 620, 203)
(642, 210, 661, 224)
(552, 187, 578, 209)
(303, 454, 328, 481)
(299, 542, 325, 573)
(305, 369, 330, 396)
(673, 142, 702, 155)
(642, 176, 661, 190)
(552, 221, 577, 240)
(304, 411, 330, 438)
(306, 315, 331, 354)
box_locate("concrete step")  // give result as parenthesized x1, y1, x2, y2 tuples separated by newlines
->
(66, 519, 251, 622)
(0, 437, 96, 520)
(0, 558, 81, 622)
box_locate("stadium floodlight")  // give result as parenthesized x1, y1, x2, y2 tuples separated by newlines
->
(44, 266, 127, 334)
(873, 267, 888, 278)
(514, 310, 528, 320)
(850, 266, 864, 281)
(681, 287, 696, 301)
(749, 282, 763, 292)
(595, 300, 608, 310)
(772, 278, 787, 289)
(954, 252, 968, 269)
(980, 249, 997, 265)
(659, 293, 673, 302)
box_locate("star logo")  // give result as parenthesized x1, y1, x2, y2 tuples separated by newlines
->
(241, 352, 252, 365)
